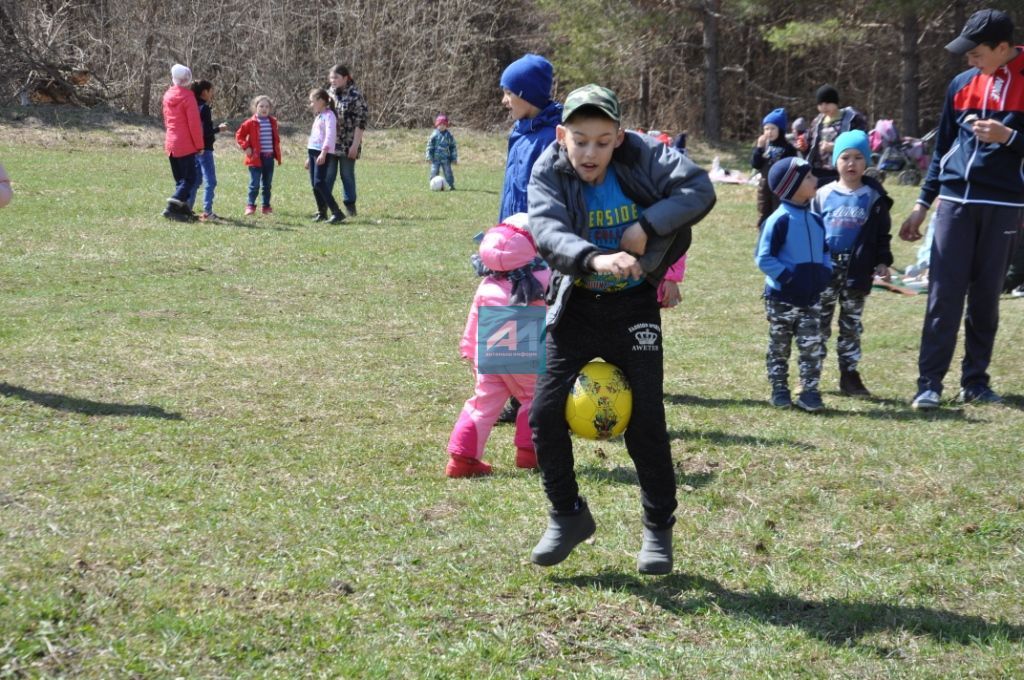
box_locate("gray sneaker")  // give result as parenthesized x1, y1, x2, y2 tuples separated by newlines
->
(912, 389, 941, 410)
(531, 499, 596, 567)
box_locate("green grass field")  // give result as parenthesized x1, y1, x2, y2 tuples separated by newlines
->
(1, 109, 1022, 678)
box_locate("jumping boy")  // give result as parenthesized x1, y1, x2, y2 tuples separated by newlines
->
(527, 85, 715, 575)
(899, 9, 1024, 409)
(755, 157, 832, 412)
(811, 130, 893, 397)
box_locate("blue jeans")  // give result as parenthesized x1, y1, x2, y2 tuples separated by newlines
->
(187, 151, 218, 214)
(335, 155, 357, 206)
(247, 154, 275, 207)
(308, 150, 341, 216)
(430, 161, 455, 189)
(169, 153, 199, 204)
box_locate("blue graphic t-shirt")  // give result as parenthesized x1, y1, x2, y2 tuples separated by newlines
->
(577, 167, 645, 293)
(816, 184, 872, 254)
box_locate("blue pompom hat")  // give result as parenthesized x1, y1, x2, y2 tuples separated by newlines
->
(500, 54, 554, 110)
(762, 108, 787, 134)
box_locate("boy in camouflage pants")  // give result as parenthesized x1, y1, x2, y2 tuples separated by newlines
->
(812, 130, 893, 397)
(755, 157, 832, 412)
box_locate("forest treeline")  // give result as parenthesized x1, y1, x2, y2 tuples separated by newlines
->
(0, 0, 1016, 141)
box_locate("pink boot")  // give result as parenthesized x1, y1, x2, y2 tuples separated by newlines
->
(446, 454, 493, 478)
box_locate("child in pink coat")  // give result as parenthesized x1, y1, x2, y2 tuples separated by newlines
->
(446, 214, 550, 478)
(657, 254, 687, 308)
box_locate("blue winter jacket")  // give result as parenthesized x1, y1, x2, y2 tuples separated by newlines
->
(755, 200, 832, 307)
(499, 101, 563, 221)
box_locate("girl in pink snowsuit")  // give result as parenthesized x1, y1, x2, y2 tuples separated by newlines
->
(446, 215, 550, 478)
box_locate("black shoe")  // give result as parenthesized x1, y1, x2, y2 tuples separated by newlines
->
(344, 202, 357, 217)
(769, 385, 792, 408)
(957, 384, 1003, 404)
(839, 369, 871, 397)
(637, 525, 673, 575)
(311, 213, 327, 222)
(162, 207, 190, 222)
(795, 389, 824, 413)
(328, 213, 346, 224)
(531, 499, 596, 567)
(497, 397, 520, 424)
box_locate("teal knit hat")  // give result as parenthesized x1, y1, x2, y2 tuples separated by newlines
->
(832, 130, 871, 166)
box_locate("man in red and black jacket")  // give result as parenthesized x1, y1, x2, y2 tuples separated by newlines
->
(900, 9, 1024, 410)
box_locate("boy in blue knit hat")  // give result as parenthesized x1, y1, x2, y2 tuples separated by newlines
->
(499, 54, 563, 221)
(755, 157, 832, 412)
(752, 107, 798, 228)
(811, 130, 893, 397)
(495, 54, 564, 424)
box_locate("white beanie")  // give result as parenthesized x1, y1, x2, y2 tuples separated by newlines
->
(171, 64, 192, 86)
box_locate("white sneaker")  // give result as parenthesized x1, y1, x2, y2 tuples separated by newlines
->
(1011, 285, 1024, 298)
(912, 389, 941, 410)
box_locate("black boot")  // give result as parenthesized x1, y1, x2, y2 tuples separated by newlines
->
(497, 397, 520, 424)
(530, 498, 596, 567)
(163, 198, 191, 222)
(839, 369, 870, 397)
(637, 525, 673, 575)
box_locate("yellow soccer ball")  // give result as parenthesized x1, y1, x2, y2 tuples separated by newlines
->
(565, 361, 632, 440)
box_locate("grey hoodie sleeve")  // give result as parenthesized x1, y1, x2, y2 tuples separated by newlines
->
(634, 138, 716, 238)
(527, 145, 599, 277)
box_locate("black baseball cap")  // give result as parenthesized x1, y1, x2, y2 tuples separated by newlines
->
(945, 9, 1014, 55)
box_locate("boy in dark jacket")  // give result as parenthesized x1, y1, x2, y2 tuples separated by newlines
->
(526, 85, 715, 575)
(900, 9, 1024, 410)
(812, 131, 893, 397)
(755, 157, 832, 412)
(752, 107, 798, 228)
(806, 84, 868, 186)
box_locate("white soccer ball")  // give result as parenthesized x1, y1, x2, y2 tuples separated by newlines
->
(429, 175, 447, 191)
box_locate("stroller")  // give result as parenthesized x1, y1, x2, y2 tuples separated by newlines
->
(868, 119, 934, 185)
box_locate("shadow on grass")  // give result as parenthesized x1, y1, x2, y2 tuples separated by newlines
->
(812, 402, 975, 422)
(449, 188, 500, 195)
(668, 427, 815, 451)
(557, 571, 1023, 652)
(0, 383, 183, 420)
(667, 392, 978, 422)
(998, 393, 1024, 410)
(576, 464, 717, 491)
(213, 216, 296, 232)
(665, 393, 768, 409)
